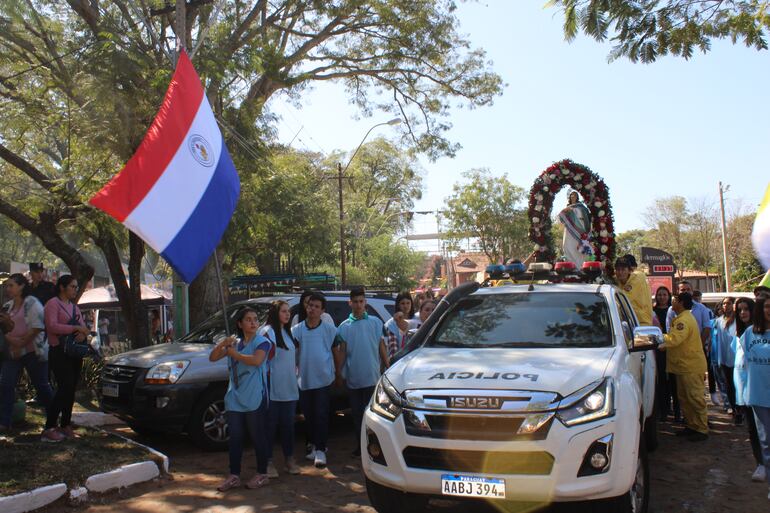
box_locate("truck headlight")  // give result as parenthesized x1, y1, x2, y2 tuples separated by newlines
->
(557, 378, 614, 426)
(370, 376, 402, 421)
(145, 360, 190, 384)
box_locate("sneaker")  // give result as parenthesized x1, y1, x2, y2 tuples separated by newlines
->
(752, 465, 767, 482)
(305, 444, 316, 461)
(41, 428, 65, 443)
(710, 392, 722, 406)
(285, 457, 300, 475)
(687, 431, 708, 442)
(266, 460, 279, 478)
(314, 449, 327, 468)
(217, 474, 241, 492)
(245, 474, 269, 489)
(675, 427, 697, 437)
(60, 425, 79, 439)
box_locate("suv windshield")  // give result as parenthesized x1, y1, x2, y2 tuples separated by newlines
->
(178, 303, 271, 343)
(428, 292, 612, 348)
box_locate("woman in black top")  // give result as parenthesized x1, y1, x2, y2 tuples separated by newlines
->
(653, 286, 680, 421)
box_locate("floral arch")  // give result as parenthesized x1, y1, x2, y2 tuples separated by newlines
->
(527, 159, 617, 271)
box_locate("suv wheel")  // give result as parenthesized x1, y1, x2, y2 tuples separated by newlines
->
(366, 477, 429, 513)
(188, 388, 229, 451)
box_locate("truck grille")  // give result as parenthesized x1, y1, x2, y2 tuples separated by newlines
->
(101, 365, 139, 384)
(405, 413, 552, 441)
(402, 447, 554, 475)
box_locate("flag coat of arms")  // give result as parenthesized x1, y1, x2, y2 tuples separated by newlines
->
(90, 51, 240, 283)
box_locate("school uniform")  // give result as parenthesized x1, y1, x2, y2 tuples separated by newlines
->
(737, 327, 770, 485)
(224, 333, 271, 476)
(292, 319, 338, 453)
(261, 325, 299, 460)
(734, 331, 765, 467)
(337, 312, 385, 445)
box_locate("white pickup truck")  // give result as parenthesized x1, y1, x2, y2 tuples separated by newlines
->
(362, 280, 661, 513)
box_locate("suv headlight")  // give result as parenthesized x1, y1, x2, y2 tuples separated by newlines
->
(145, 360, 190, 384)
(370, 376, 402, 421)
(557, 378, 614, 426)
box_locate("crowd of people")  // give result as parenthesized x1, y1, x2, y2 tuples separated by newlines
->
(209, 287, 435, 492)
(0, 263, 90, 443)
(613, 254, 770, 499)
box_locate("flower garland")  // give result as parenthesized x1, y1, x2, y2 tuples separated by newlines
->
(528, 159, 617, 271)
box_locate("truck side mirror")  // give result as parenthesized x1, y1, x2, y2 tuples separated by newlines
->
(630, 326, 662, 352)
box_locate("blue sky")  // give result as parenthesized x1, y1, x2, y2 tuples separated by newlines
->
(269, 2, 770, 237)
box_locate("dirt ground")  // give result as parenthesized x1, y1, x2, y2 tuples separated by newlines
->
(40, 403, 769, 513)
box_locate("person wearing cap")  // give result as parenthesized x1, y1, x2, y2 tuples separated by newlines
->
(614, 257, 653, 326)
(658, 292, 709, 441)
(28, 263, 56, 306)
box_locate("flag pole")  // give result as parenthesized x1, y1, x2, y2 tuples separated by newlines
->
(213, 249, 231, 337)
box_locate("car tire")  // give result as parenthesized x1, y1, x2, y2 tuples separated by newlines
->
(188, 387, 229, 451)
(643, 411, 658, 453)
(365, 477, 429, 513)
(594, 438, 649, 513)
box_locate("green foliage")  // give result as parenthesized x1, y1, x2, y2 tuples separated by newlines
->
(548, 0, 770, 62)
(359, 234, 424, 290)
(616, 229, 650, 259)
(443, 169, 529, 263)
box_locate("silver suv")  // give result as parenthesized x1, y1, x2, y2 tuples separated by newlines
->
(99, 293, 393, 450)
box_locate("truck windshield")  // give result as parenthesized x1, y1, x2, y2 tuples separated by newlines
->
(178, 303, 271, 343)
(428, 292, 612, 348)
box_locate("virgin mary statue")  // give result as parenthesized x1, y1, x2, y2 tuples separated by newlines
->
(558, 190, 593, 266)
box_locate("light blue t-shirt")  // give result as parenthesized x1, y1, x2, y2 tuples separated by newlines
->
(733, 333, 748, 406)
(260, 325, 299, 402)
(337, 313, 384, 390)
(714, 317, 737, 367)
(737, 328, 770, 408)
(667, 301, 711, 333)
(224, 334, 271, 413)
(292, 320, 338, 391)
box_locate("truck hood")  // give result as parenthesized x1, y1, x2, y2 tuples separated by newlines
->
(386, 346, 616, 396)
(107, 343, 212, 369)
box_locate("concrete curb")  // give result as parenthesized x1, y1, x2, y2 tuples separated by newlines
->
(71, 411, 123, 427)
(0, 483, 67, 513)
(108, 431, 171, 474)
(85, 461, 160, 493)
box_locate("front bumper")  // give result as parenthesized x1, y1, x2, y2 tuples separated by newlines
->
(99, 366, 208, 432)
(362, 406, 639, 503)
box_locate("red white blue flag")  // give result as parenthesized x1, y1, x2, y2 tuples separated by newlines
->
(90, 51, 240, 283)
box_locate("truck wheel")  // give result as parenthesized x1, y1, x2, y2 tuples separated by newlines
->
(609, 438, 650, 513)
(365, 477, 429, 513)
(188, 387, 229, 451)
(643, 412, 659, 453)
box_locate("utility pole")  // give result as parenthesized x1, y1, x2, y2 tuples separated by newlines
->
(337, 162, 346, 287)
(719, 181, 731, 292)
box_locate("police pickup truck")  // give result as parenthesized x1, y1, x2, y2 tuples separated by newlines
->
(362, 262, 661, 513)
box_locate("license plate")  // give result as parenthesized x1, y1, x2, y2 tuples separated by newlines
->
(441, 474, 506, 499)
(102, 383, 119, 398)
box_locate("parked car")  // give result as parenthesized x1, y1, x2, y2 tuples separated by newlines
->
(363, 276, 660, 513)
(99, 293, 394, 450)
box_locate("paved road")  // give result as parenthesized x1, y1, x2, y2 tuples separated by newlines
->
(43, 404, 768, 513)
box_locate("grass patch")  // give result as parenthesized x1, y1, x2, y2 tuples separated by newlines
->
(0, 406, 153, 496)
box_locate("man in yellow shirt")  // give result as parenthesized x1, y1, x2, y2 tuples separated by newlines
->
(658, 292, 709, 441)
(614, 258, 653, 326)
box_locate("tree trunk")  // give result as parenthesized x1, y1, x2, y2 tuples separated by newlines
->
(94, 229, 151, 348)
(188, 249, 223, 328)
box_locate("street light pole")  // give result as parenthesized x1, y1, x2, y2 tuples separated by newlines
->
(335, 117, 401, 287)
(719, 181, 731, 292)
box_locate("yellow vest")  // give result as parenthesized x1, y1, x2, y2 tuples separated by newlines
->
(664, 310, 707, 375)
(619, 272, 653, 326)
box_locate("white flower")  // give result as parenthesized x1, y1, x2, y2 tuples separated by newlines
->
(594, 201, 602, 208)
(532, 217, 540, 224)
(561, 168, 570, 175)
(575, 183, 582, 189)
(600, 230, 608, 237)
(598, 210, 605, 217)
(549, 174, 556, 179)
(574, 174, 582, 181)
(535, 194, 543, 201)
(535, 205, 542, 211)
(534, 244, 541, 251)
(543, 176, 551, 184)
(601, 245, 608, 253)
